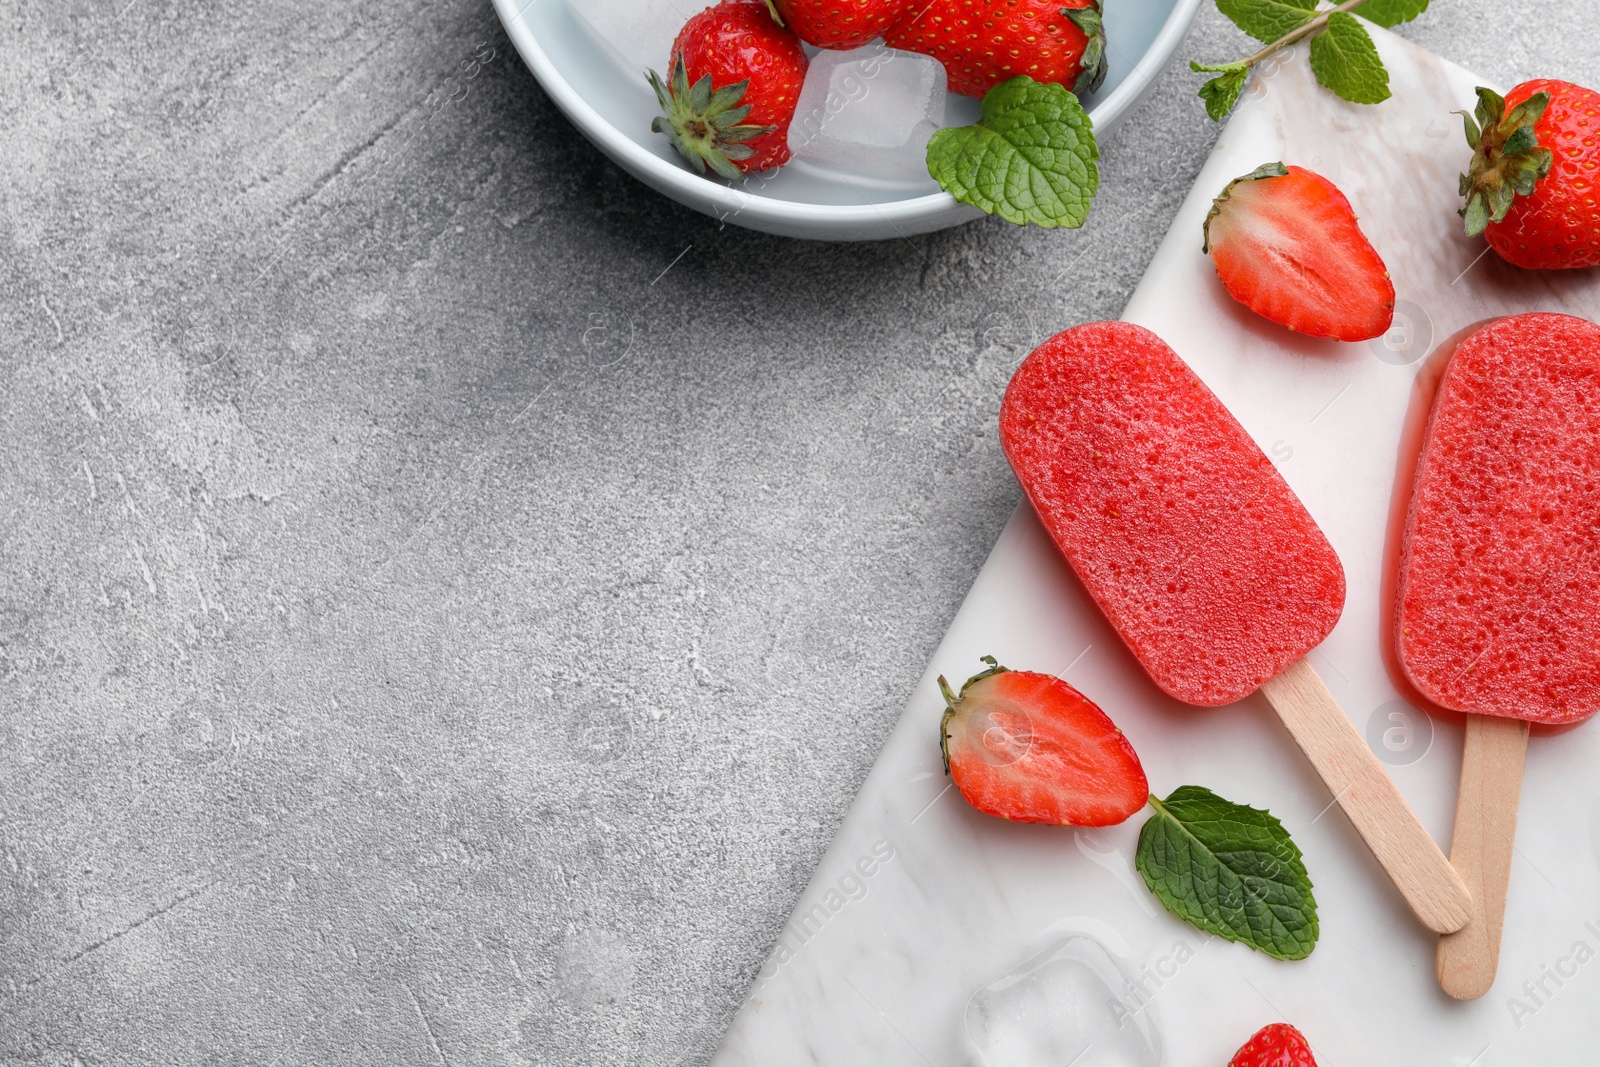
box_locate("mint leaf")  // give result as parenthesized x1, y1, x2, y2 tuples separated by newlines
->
(1353, 0, 1429, 28)
(1135, 785, 1318, 961)
(1216, 0, 1316, 43)
(1308, 12, 1390, 105)
(1193, 63, 1251, 122)
(926, 76, 1099, 228)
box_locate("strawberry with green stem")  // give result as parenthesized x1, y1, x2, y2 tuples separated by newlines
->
(649, 0, 808, 178)
(1459, 80, 1600, 270)
(885, 0, 1108, 99)
(763, 0, 912, 50)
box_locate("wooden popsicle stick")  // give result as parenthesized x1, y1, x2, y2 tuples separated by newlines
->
(1260, 657, 1472, 935)
(1436, 714, 1530, 1000)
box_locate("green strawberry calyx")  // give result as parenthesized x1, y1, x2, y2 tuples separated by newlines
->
(762, 0, 784, 25)
(1459, 86, 1554, 237)
(1064, 2, 1108, 96)
(648, 54, 775, 182)
(1201, 161, 1288, 254)
(937, 655, 1011, 774)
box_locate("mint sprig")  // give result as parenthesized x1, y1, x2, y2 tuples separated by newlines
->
(1135, 785, 1319, 960)
(925, 76, 1099, 228)
(1308, 12, 1390, 104)
(1353, 0, 1429, 27)
(1193, 63, 1251, 122)
(1217, 0, 1317, 44)
(1195, 0, 1428, 120)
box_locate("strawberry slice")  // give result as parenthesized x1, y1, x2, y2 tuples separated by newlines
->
(1203, 162, 1395, 343)
(939, 657, 1148, 827)
(1228, 1023, 1319, 1067)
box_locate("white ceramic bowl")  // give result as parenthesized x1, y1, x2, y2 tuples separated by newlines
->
(493, 0, 1204, 240)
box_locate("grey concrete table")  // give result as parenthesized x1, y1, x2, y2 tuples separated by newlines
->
(2, 3, 1592, 1063)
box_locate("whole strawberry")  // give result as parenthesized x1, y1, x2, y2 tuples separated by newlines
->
(649, 0, 808, 178)
(1460, 79, 1600, 270)
(766, 0, 911, 50)
(1228, 1023, 1318, 1067)
(885, 0, 1106, 99)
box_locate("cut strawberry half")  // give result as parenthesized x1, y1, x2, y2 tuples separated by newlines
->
(1203, 162, 1395, 343)
(939, 657, 1149, 827)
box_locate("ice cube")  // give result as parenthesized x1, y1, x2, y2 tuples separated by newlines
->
(569, 0, 699, 80)
(787, 42, 946, 185)
(965, 936, 1162, 1067)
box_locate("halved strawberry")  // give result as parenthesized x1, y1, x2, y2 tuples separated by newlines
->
(938, 657, 1148, 827)
(1203, 162, 1395, 343)
(1228, 1023, 1319, 1067)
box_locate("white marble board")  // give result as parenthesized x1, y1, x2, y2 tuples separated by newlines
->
(712, 25, 1600, 1067)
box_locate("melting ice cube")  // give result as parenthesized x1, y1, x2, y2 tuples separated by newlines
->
(569, 0, 697, 80)
(965, 936, 1162, 1067)
(787, 42, 946, 185)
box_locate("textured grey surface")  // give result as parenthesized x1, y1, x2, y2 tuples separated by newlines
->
(1, 2, 1595, 1064)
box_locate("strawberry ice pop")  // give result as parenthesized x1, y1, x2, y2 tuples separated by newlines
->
(1395, 313, 1600, 998)
(1002, 321, 1470, 933)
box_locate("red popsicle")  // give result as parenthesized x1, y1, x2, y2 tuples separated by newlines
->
(1395, 312, 1600, 998)
(1002, 321, 1469, 933)
(1001, 322, 1343, 705)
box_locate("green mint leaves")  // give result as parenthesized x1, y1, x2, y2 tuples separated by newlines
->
(1193, 63, 1252, 122)
(1196, 0, 1430, 120)
(1308, 12, 1390, 104)
(1217, 0, 1317, 43)
(1135, 786, 1319, 960)
(926, 76, 1100, 228)
(1353, 0, 1430, 27)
